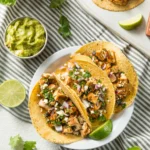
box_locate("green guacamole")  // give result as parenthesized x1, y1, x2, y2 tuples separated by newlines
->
(5, 17, 46, 57)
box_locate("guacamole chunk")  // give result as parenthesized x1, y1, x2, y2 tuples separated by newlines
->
(5, 17, 46, 57)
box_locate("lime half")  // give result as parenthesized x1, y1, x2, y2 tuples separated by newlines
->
(0, 80, 26, 107)
(128, 146, 141, 150)
(89, 120, 113, 140)
(119, 14, 142, 30)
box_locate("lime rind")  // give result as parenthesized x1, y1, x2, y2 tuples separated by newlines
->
(0, 80, 26, 107)
(119, 14, 143, 30)
(89, 120, 113, 140)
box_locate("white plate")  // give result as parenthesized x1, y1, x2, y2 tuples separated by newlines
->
(77, 0, 150, 57)
(29, 46, 134, 149)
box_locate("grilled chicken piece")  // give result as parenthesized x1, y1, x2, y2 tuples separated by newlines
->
(96, 50, 107, 61)
(48, 84, 57, 90)
(39, 100, 50, 110)
(87, 93, 98, 104)
(54, 90, 67, 101)
(68, 116, 80, 126)
(109, 0, 128, 6)
(81, 122, 91, 137)
(107, 51, 116, 64)
(63, 126, 73, 134)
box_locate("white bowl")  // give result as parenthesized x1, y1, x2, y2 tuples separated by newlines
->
(4, 16, 48, 59)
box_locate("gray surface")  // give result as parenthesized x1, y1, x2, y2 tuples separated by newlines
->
(77, 0, 150, 57)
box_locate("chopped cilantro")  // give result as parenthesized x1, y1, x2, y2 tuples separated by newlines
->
(98, 115, 106, 122)
(83, 71, 91, 78)
(73, 84, 77, 89)
(97, 79, 101, 83)
(24, 141, 36, 150)
(101, 101, 106, 108)
(69, 71, 74, 77)
(49, 93, 54, 102)
(122, 103, 126, 109)
(9, 135, 24, 150)
(79, 80, 86, 86)
(55, 120, 62, 126)
(9, 135, 36, 150)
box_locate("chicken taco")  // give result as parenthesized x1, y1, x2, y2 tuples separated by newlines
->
(29, 73, 91, 144)
(93, 0, 144, 11)
(74, 41, 138, 113)
(55, 56, 115, 129)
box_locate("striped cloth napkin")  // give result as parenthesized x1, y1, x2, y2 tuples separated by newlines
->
(0, 0, 150, 150)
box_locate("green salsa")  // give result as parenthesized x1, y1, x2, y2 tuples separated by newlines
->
(5, 17, 46, 57)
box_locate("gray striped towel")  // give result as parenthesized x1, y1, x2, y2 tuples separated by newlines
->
(0, 0, 150, 150)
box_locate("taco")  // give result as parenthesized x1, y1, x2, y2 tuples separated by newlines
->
(93, 0, 144, 11)
(55, 56, 115, 129)
(74, 41, 138, 113)
(29, 73, 91, 144)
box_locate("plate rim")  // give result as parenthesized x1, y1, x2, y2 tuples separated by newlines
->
(29, 46, 134, 149)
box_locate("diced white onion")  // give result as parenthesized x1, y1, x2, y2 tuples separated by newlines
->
(39, 100, 46, 107)
(83, 100, 90, 108)
(43, 99, 48, 104)
(56, 110, 65, 116)
(84, 86, 88, 91)
(39, 100, 49, 110)
(90, 110, 94, 114)
(42, 84, 48, 89)
(77, 85, 81, 92)
(64, 117, 69, 122)
(55, 126, 62, 132)
(74, 72, 79, 75)
(62, 101, 69, 109)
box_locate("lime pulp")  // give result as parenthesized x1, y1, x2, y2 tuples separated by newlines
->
(0, 80, 26, 107)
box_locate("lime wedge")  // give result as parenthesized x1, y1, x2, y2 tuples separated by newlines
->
(128, 146, 141, 150)
(0, 80, 26, 107)
(119, 14, 143, 30)
(89, 120, 113, 140)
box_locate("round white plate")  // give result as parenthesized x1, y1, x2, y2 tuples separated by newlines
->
(29, 46, 134, 150)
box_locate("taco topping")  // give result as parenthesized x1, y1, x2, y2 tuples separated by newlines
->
(37, 73, 90, 137)
(88, 49, 132, 109)
(59, 62, 108, 123)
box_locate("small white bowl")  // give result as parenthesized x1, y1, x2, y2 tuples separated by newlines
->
(4, 16, 48, 59)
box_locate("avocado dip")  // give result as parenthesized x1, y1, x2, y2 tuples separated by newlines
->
(5, 17, 46, 57)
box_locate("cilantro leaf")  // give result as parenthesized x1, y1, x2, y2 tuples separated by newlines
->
(83, 71, 91, 78)
(98, 115, 106, 122)
(9, 135, 24, 150)
(50, 0, 65, 8)
(58, 15, 71, 38)
(0, 0, 16, 5)
(23, 141, 36, 150)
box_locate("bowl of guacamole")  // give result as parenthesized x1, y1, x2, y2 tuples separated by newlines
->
(4, 17, 47, 59)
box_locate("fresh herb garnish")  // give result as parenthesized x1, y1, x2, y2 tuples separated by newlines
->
(9, 135, 36, 150)
(79, 80, 86, 86)
(50, 0, 65, 8)
(101, 101, 106, 108)
(0, 0, 16, 5)
(50, 0, 71, 38)
(49, 93, 54, 102)
(58, 15, 71, 38)
(98, 115, 106, 122)
(121, 103, 126, 109)
(24, 141, 36, 150)
(83, 71, 91, 78)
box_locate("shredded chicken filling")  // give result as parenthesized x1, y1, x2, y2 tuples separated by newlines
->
(38, 73, 90, 137)
(59, 62, 108, 123)
(89, 49, 131, 109)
